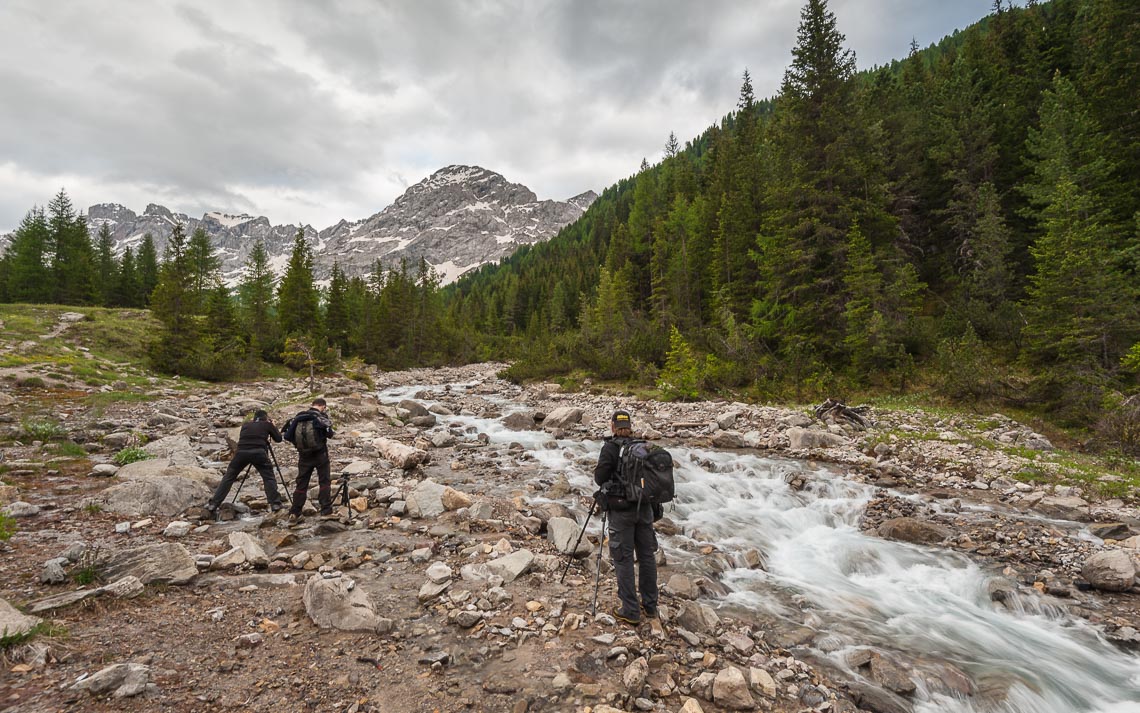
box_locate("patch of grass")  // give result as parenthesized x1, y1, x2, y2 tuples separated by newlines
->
(83, 502, 102, 515)
(0, 512, 16, 541)
(112, 446, 150, 466)
(71, 565, 100, 586)
(17, 376, 46, 388)
(20, 418, 66, 442)
(0, 621, 67, 649)
(51, 441, 88, 458)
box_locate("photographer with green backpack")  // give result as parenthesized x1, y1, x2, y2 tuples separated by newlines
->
(283, 397, 335, 519)
(594, 409, 674, 626)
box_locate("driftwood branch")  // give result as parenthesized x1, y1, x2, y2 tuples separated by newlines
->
(814, 398, 872, 430)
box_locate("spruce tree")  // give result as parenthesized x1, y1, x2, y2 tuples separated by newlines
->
(94, 223, 117, 306)
(113, 246, 140, 307)
(137, 233, 160, 304)
(239, 240, 279, 357)
(149, 224, 200, 373)
(1020, 72, 1140, 409)
(277, 229, 320, 338)
(754, 0, 892, 359)
(187, 226, 221, 311)
(2, 208, 52, 303)
(325, 262, 350, 354)
(48, 189, 95, 305)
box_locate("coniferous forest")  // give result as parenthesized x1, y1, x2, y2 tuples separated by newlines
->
(1, 0, 1137, 448)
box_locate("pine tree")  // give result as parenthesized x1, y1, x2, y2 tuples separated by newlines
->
(1, 208, 52, 303)
(277, 229, 320, 338)
(754, 0, 892, 359)
(186, 226, 221, 311)
(113, 246, 140, 307)
(325, 262, 350, 354)
(238, 240, 279, 357)
(664, 131, 680, 159)
(48, 189, 95, 305)
(149, 223, 200, 373)
(137, 233, 160, 305)
(1020, 72, 1140, 404)
(94, 223, 117, 306)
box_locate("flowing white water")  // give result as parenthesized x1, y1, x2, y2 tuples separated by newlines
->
(379, 386, 1140, 712)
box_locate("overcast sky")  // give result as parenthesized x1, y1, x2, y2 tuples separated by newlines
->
(0, 0, 1000, 233)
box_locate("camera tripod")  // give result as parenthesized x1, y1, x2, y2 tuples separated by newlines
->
(228, 443, 294, 510)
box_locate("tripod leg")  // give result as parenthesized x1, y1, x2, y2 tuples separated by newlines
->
(268, 445, 293, 507)
(559, 501, 596, 584)
(228, 463, 253, 504)
(591, 510, 608, 617)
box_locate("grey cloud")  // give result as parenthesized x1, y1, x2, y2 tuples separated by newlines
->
(0, 0, 1002, 231)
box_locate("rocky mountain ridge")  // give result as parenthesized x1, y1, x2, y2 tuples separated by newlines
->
(82, 166, 596, 285)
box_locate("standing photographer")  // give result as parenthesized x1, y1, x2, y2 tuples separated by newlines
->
(284, 397, 335, 518)
(206, 409, 285, 513)
(594, 409, 659, 626)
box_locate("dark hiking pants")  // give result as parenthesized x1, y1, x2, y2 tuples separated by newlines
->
(292, 449, 331, 514)
(607, 503, 658, 620)
(210, 449, 282, 509)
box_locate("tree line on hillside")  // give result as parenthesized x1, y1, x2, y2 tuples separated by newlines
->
(0, 190, 456, 379)
(446, 0, 1140, 447)
(0, 190, 161, 308)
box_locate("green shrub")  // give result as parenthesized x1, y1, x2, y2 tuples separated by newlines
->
(0, 513, 15, 541)
(53, 441, 88, 458)
(20, 418, 65, 442)
(17, 376, 45, 388)
(71, 566, 100, 586)
(112, 446, 151, 466)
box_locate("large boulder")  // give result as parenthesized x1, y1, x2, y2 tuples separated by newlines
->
(101, 543, 198, 585)
(877, 517, 952, 545)
(303, 575, 386, 632)
(406, 479, 447, 519)
(547, 516, 592, 556)
(1036, 496, 1091, 522)
(0, 597, 41, 638)
(1082, 550, 1136, 592)
(486, 549, 535, 583)
(398, 400, 430, 418)
(373, 437, 429, 470)
(676, 601, 720, 635)
(140, 434, 197, 466)
(543, 407, 584, 430)
(786, 427, 848, 450)
(502, 412, 539, 431)
(69, 663, 151, 698)
(713, 666, 755, 710)
(99, 476, 211, 517)
(116, 460, 221, 487)
(228, 532, 270, 568)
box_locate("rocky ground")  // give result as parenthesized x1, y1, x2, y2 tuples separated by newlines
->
(2, 351, 1139, 712)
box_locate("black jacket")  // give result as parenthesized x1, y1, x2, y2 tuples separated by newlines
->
(234, 419, 282, 452)
(284, 408, 334, 450)
(594, 436, 628, 487)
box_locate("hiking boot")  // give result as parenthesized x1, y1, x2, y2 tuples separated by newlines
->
(641, 605, 658, 619)
(288, 510, 304, 521)
(612, 606, 640, 626)
(270, 503, 285, 513)
(204, 502, 218, 514)
(319, 508, 334, 517)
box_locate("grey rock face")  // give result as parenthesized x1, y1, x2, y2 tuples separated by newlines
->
(786, 427, 848, 450)
(877, 517, 953, 545)
(72, 165, 595, 286)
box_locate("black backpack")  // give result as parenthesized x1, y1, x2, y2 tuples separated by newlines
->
(616, 439, 675, 505)
(285, 416, 322, 453)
